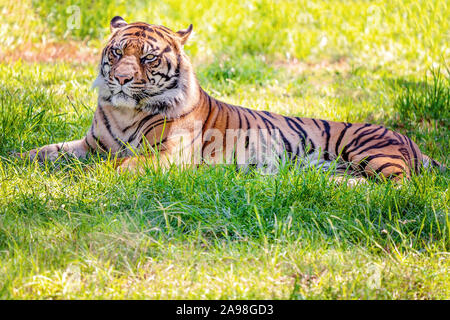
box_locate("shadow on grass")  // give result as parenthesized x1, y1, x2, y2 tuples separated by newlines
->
(380, 69, 449, 163)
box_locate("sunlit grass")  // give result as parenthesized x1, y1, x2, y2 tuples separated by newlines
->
(0, 0, 448, 299)
(1, 0, 448, 72)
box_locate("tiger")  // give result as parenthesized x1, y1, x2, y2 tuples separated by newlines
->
(18, 16, 443, 183)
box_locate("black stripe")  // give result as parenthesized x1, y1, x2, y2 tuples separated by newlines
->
(262, 110, 275, 119)
(335, 123, 352, 156)
(392, 131, 405, 144)
(153, 29, 164, 38)
(84, 137, 96, 152)
(341, 126, 385, 161)
(121, 32, 139, 37)
(210, 100, 221, 129)
(374, 162, 405, 174)
(127, 115, 160, 143)
(201, 97, 221, 156)
(90, 131, 108, 152)
(376, 128, 389, 140)
(98, 106, 124, 147)
(431, 159, 440, 167)
(141, 118, 169, 140)
(224, 108, 230, 131)
(320, 120, 331, 160)
(145, 34, 158, 42)
(355, 139, 402, 155)
(123, 121, 138, 132)
(236, 107, 242, 129)
(398, 147, 411, 166)
(312, 119, 321, 130)
(245, 107, 258, 120)
(164, 57, 172, 75)
(345, 127, 385, 155)
(244, 113, 251, 130)
(124, 25, 152, 32)
(295, 117, 305, 124)
(406, 136, 419, 173)
(359, 153, 406, 170)
(258, 113, 293, 157)
(354, 123, 372, 134)
(284, 117, 307, 151)
(293, 117, 315, 154)
(201, 94, 213, 132)
(142, 119, 169, 139)
(158, 25, 172, 33)
(351, 127, 384, 147)
(257, 112, 273, 134)
(362, 153, 405, 162)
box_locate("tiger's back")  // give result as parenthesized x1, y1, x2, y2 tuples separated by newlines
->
(194, 94, 434, 180)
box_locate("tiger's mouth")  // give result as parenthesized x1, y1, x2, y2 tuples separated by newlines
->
(116, 90, 130, 98)
(111, 90, 139, 109)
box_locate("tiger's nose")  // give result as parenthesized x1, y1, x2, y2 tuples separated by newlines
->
(115, 74, 133, 85)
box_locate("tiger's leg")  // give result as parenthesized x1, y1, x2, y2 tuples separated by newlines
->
(353, 152, 410, 182)
(16, 138, 91, 162)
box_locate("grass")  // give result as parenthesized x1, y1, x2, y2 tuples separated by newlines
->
(0, 0, 449, 299)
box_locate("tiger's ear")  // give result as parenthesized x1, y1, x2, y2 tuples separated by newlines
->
(176, 24, 193, 45)
(110, 16, 128, 33)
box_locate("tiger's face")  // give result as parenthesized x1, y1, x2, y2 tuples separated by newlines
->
(94, 16, 194, 114)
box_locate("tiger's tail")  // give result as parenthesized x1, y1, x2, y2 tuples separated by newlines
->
(421, 154, 446, 173)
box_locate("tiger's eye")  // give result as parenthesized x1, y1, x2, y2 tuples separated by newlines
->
(112, 48, 123, 57)
(142, 54, 157, 63)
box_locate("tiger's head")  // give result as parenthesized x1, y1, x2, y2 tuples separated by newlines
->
(93, 16, 199, 117)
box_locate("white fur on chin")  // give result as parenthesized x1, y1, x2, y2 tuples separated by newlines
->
(111, 94, 137, 109)
(92, 75, 135, 109)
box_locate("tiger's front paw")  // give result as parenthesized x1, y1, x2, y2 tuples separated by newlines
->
(13, 149, 38, 162)
(13, 146, 60, 162)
